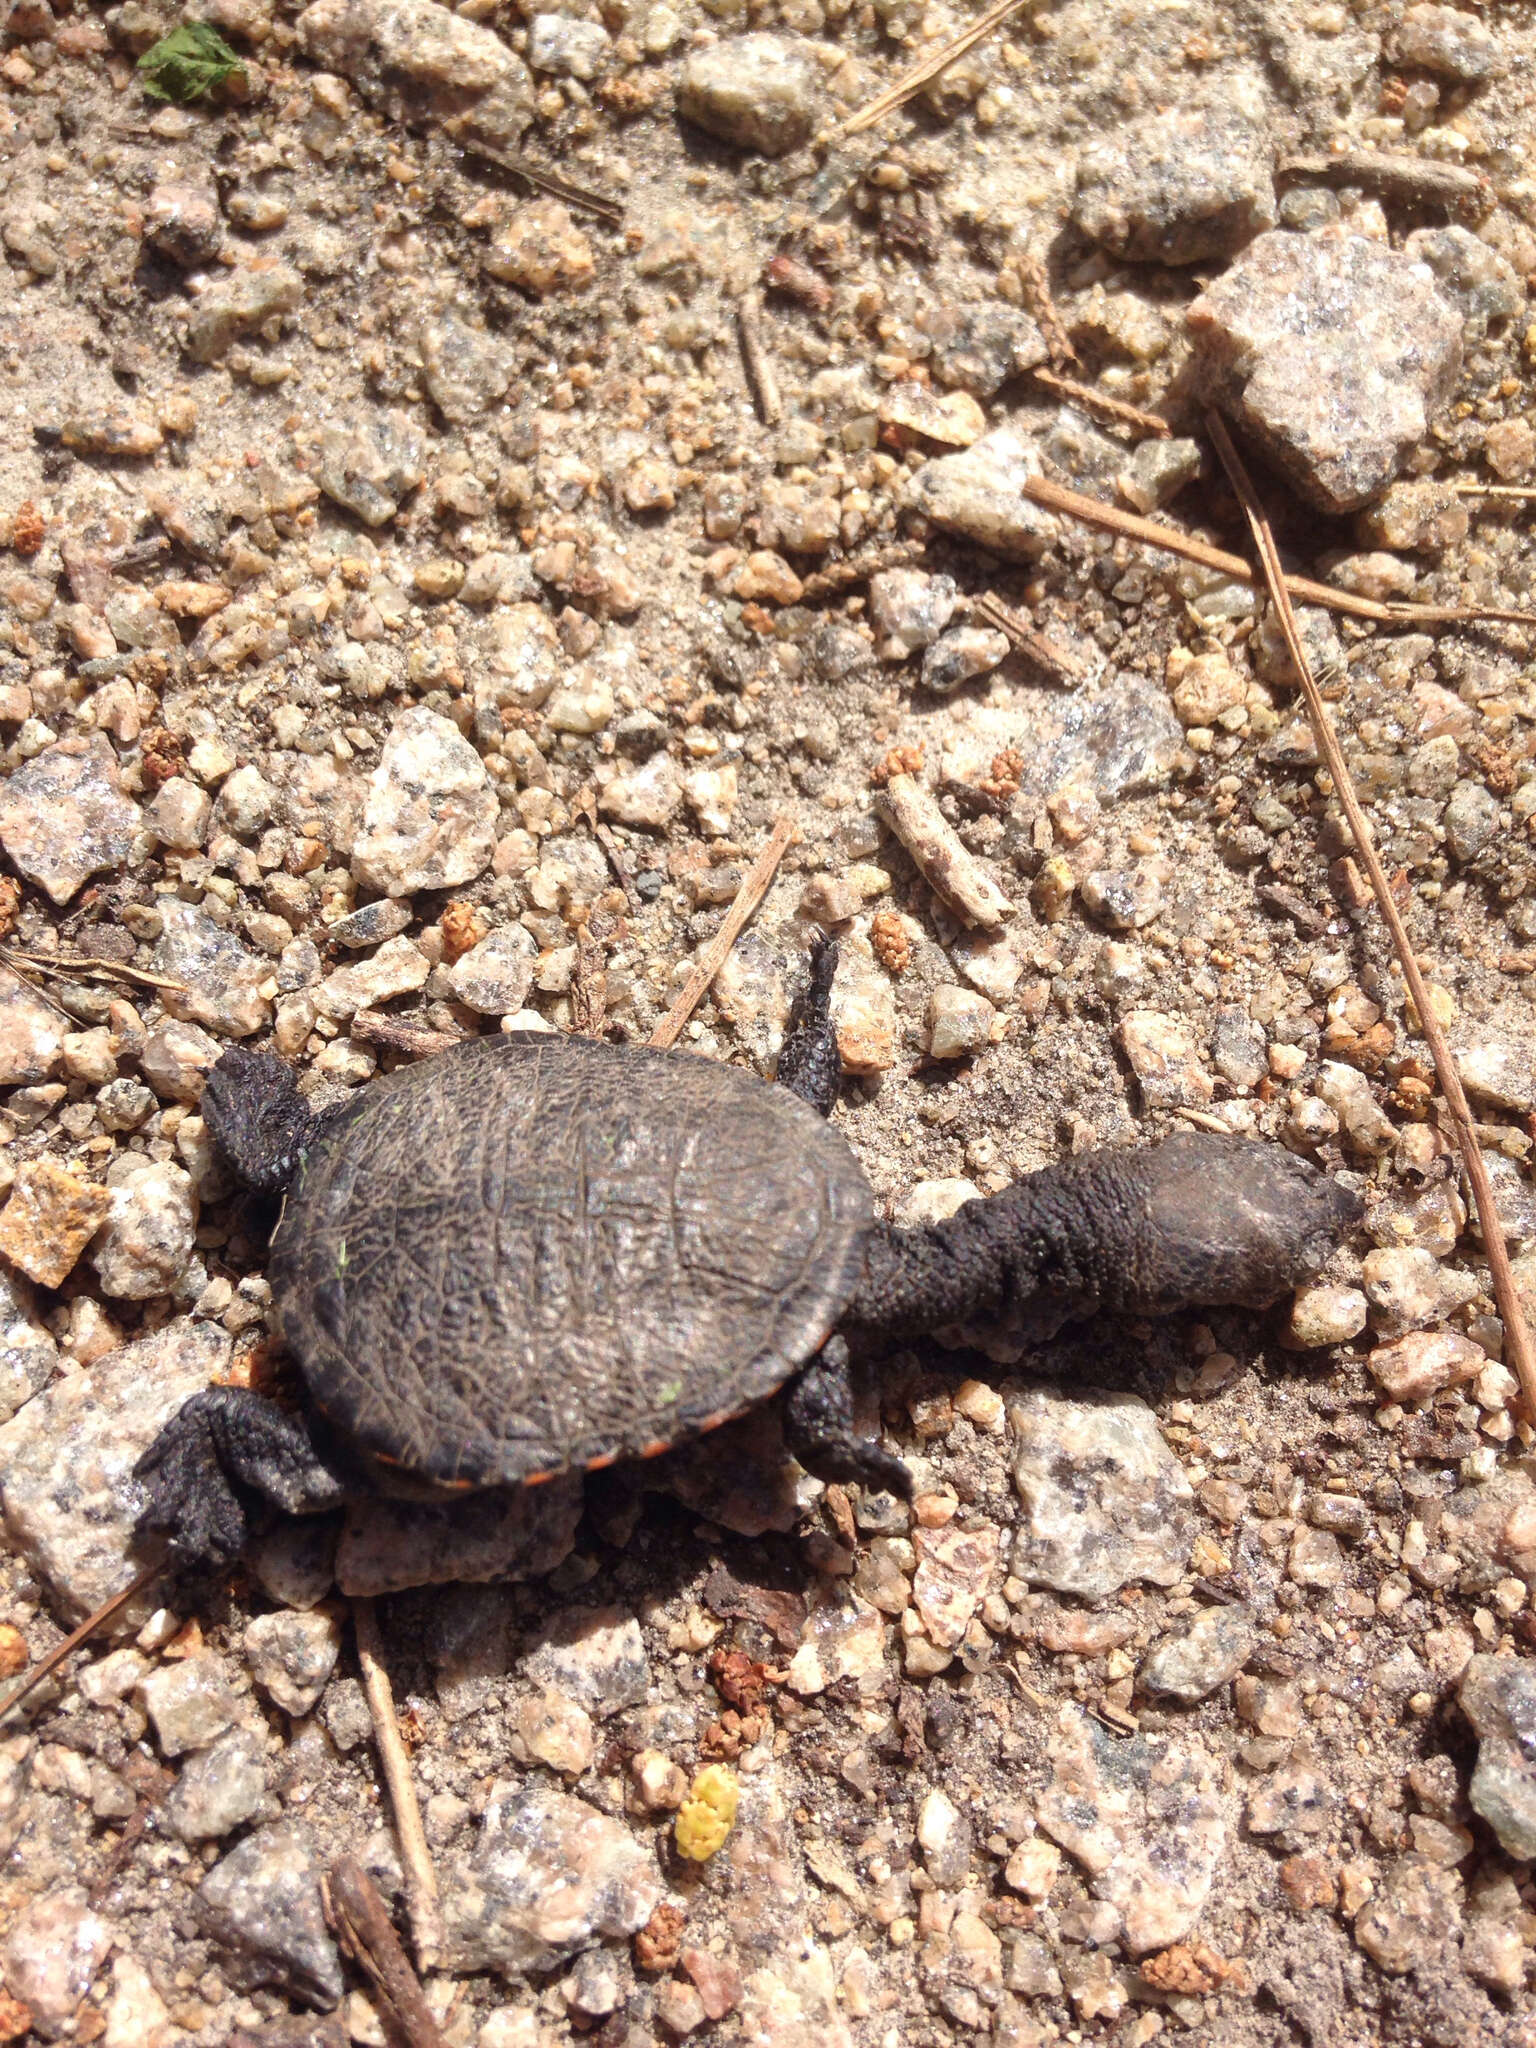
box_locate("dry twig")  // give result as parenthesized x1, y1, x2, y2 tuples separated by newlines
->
(572, 923, 607, 1038)
(350, 1011, 464, 1060)
(353, 1598, 445, 1972)
(650, 816, 794, 1049)
(800, 542, 923, 603)
(841, 0, 1041, 136)
(1277, 151, 1488, 214)
(324, 1856, 446, 2048)
(0, 1564, 163, 1724)
(1031, 367, 1171, 438)
(736, 294, 782, 426)
(1014, 249, 1077, 368)
(971, 591, 1090, 684)
(1454, 481, 1536, 500)
(1206, 411, 1536, 1426)
(1022, 473, 1536, 627)
(594, 821, 642, 912)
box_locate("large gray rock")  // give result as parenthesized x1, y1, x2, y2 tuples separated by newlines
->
(0, 734, 139, 906)
(197, 1822, 344, 2009)
(1141, 1603, 1257, 1701)
(524, 1607, 648, 1719)
(0, 1267, 57, 1424)
(0, 1888, 114, 2039)
(1188, 231, 1463, 512)
(153, 899, 271, 1038)
(442, 1781, 660, 1976)
(1075, 103, 1275, 265)
(0, 1319, 228, 1623)
(677, 36, 818, 157)
(1009, 1387, 1194, 1599)
(0, 976, 65, 1086)
(164, 1727, 270, 1842)
(1036, 1705, 1225, 1953)
(904, 430, 1060, 561)
(351, 707, 498, 897)
(1460, 1654, 1536, 1860)
(296, 0, 533, 150)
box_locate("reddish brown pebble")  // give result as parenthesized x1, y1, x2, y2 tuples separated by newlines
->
(1280, 1852, 1340, 1911)
(681, 1947, 744, 2021)
(634, 1902, 687, 1973)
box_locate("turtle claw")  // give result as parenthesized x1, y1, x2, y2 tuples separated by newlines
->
(134, 1387, 347, 1571)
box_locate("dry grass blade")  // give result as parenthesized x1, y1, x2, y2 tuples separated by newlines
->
(454, 140, 624, 225)
(841, 0, 1041, 136)
(650, 816, 794, 1050)
(1, 945, 191, 994)
(324, 1856, 446, 2048)
(1022, 474, 1536, 627)
(0, 1564, 163, 1724)
(1206, 410, 1536, 1427)
(353, 1598, 445, 1972)
(1031, 367, 1171, 438)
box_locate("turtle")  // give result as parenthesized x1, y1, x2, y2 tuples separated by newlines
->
(134, 938, 1361, 1568)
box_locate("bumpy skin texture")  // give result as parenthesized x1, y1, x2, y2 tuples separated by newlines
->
(267, 1033, 872, 1486)
(135, 1385, 347, 1566)
(200, 1048, 329, 1196)
(776, 934, 842, 1119)
(848, 1130, 1362, 1335)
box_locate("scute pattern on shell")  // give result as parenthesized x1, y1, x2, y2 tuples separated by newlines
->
(272, 1033, 873, 1485)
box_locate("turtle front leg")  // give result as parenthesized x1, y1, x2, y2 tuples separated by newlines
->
(203, 1046, 328, 1196)
(134, 1387, 348, 1569)
(847, 1130, 1361, 1337)
(776, 935, 842, 1118)
(783, 1336, 913, 1499)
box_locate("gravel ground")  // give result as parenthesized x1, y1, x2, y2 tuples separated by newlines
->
(3, 0, 1536, 2042)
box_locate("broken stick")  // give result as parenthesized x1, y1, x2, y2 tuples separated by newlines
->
(650, 815, 794, 1049)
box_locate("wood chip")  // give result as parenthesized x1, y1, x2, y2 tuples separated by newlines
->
(1278, 151, 1489, 213)
(737, 293, 781, 427)
(324, 1856, 446, 2048)
(971, 591, 1090, 685)
(877, 773, 1013, 929)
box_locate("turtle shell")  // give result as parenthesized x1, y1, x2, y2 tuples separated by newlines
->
(270, 1032, 873, 1487)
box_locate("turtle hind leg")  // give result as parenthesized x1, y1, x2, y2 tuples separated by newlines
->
(777, 934, 842, 1118)
(203, 1046, 325, 1196)
(784, 1336, 913, 1499)
(134, 1387, 347, 1569)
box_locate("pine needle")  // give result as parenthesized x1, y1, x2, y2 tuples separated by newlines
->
(650, 817, 794, 1050)
(1021, 473, 1536, 628)
(0, 1565, 163, 1725)
(840, 0, 1042, 137)
(1206, 411, 1536, 1427)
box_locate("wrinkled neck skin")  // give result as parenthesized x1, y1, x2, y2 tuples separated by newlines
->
(844, 1132, 1360, 1341)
